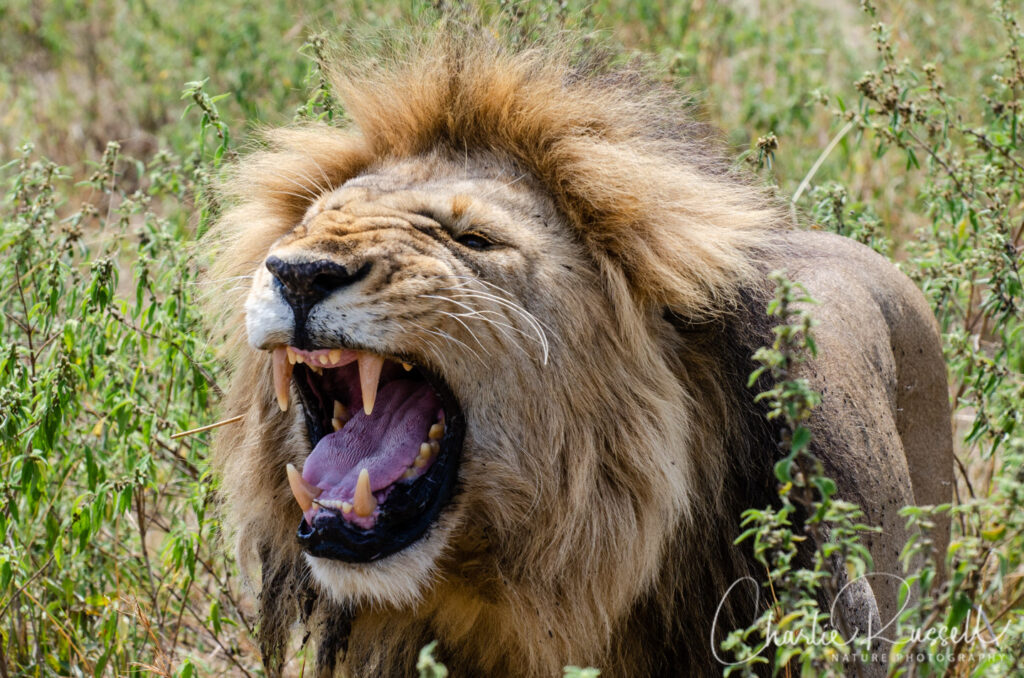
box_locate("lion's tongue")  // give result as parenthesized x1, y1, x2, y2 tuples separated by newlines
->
(301, 379, 440, 503)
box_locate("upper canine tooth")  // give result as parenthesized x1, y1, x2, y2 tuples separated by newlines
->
(286, 463, 322, 513)
(357, 353, 384, 416)
(272, 347, 293, 411)
(353, 468, 376, 517)
(402, 362, 413, 371)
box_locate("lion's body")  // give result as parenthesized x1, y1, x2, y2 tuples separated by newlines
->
(207, 30, 952, 677)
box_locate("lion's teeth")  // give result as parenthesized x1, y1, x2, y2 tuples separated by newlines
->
(353, 468, 376, 517)
(333, 400, 348, 420)
(402, 362, 413, 371)
(286, 463, 321, 513)
(428, 423, 443, 440)
(331, 417, 343, 432)
(329, 349, 343, 364)
(357, 353, 384, 416)
(272, 347, 293, 411)
(311, 365, 323, 375)
(341, 501, 353, 514)
(415, 440, 435, 469)
(286, 346, 298, 365)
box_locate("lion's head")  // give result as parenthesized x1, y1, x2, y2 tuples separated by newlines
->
(208, 30, 784, 676)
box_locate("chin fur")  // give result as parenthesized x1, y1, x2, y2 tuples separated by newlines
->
(305, 509, 458, 609)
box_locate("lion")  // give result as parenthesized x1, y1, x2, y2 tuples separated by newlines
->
(206, 29, 952, 677)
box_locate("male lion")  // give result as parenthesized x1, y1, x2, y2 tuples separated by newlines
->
(208, 30, 952, 677)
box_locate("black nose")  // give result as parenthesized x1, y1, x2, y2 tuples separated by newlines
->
(265, 256, 371, 309)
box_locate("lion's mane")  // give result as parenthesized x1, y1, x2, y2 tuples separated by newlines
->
(208, 28, 790, 677)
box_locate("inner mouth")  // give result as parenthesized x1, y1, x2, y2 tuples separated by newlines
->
(271, 346, 465, 563)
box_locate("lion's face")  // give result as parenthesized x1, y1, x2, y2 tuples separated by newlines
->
(243, 152, 614, 604)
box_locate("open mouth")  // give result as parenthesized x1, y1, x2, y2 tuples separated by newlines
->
(270, 346, 465, 563)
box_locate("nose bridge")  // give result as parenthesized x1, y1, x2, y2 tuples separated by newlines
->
(266, 199, 419, 311)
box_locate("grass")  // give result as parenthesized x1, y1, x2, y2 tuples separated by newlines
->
(1, 0, 1021, 675)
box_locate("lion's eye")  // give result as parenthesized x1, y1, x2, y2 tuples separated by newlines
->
(455, 231, 496, 250)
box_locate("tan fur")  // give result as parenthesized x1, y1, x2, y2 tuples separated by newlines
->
(205, 28, 951, 677)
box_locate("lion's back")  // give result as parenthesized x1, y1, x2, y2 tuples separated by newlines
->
(766, 230, 952, 620)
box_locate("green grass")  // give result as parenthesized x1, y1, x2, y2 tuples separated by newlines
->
(1, 0, 1022, 675)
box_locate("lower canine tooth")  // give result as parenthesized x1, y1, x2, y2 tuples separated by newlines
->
(334, 401, 348, 420)
(332, 417, 343, 432)
(353, 468, 376, 517)
(272, 347, 293, 411)
(286, 463, 321, 513)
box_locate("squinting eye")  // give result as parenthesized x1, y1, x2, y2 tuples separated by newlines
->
(455, 232, 496, 250)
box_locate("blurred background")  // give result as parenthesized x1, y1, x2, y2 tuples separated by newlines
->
(1, 1, 1021, 675)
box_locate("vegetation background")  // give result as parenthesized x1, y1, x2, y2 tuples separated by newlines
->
(1, 0, 1021, 675)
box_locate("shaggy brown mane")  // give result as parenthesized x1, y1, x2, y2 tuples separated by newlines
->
(211, 29, 783, 320)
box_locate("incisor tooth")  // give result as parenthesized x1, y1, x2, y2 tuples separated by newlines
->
(429, 423, 444, 440)
(341, 501, 353, 514)
(286, 347, 297, 365)
(357, 353, 384, 416)
(286, 463, 321, 513)
(272, 347, 293, 411)
(353, 468, 376, 517)
(329, 349, 342, 364)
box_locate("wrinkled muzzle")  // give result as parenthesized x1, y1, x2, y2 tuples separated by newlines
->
(245, 216, 466, 563)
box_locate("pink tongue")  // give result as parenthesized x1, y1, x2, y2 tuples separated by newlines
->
(301, 379, 439, 502)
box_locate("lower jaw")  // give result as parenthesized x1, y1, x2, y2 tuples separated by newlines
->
(292, 363, 466, 563)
